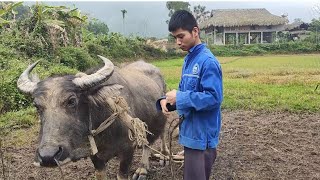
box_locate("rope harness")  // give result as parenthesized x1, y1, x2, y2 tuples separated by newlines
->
(88, 96, 152, 155)
(86, 95, 184, 180)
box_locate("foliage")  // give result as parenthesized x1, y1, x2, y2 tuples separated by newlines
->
(308, 18, 320, 32)
(83, 32, 175, 62)
(56, 46, 98, 71)
(166, 1, 191, 21)
(86, 19, 109, 35)
(0, 55, 78, 114)
(0, 2, 172, 62)
(0, 107, 37, 135)
(121, 9, 127, 19)
(4, 2, 89, 56)
(209, 42, 319, 57)
(0, 1, 23, 27)
(193, 4, 210, 23)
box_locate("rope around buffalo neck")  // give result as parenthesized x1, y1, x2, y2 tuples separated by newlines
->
(88, 96, 151, 155)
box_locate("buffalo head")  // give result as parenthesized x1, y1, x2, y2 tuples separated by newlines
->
(17, 56, 114, 167)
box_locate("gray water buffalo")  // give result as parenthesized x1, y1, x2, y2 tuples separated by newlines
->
(17, 56, 168, 180)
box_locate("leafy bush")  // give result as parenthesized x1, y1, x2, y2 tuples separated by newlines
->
(0, 58, 32, 113)
(0, 57, 78, 114)
(83, 33, 176, 62)
(0, 30, 49, 58)
(210, 42, 319, 56)
(86, 20, 109, 35)
(56, 46, 98, 71)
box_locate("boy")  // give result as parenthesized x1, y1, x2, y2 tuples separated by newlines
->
(156, 10, 223, 180)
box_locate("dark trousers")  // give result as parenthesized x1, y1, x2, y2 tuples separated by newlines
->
(183, 147, 217, 180)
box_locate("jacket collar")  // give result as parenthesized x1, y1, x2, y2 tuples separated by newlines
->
(188, 43, 205, 54)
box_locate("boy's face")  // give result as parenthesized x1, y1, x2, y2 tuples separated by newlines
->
(171, 27, 199, 51)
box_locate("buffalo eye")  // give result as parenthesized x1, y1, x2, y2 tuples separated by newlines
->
(67, 97, 77, 108)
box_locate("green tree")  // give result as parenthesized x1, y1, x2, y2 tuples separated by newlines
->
(58, 7, 88, 46)
(87, 19, 109, 35)
(25, 3, 88, 51)
(121, 9, 127, 34)
(309, 18, 320, 32)
(308, 18, 320, 44)
(0, 2, 23, 27)
(193, 4, 210, 23)
(166, 1, 190, 23)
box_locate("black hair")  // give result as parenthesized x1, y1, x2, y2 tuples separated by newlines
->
(168, 10, 198, 33)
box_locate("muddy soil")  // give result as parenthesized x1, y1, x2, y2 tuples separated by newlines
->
(1, 110, 319, 180)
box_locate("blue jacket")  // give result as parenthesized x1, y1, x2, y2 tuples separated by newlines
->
(157, 43, 223, 150)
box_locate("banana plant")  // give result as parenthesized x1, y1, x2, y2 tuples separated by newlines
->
(0, 2, 23, 27)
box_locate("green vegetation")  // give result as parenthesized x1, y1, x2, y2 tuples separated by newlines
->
(209, 42, 320, 57)
(0, 2, 320, 134)
(154, 55, 320, 113)
(0, 108, 37, 135)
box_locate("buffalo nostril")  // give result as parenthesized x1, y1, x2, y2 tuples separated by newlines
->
(37, 146, 69, 167)
(55, 146, 63, 159)
(38, 146, 60, 167)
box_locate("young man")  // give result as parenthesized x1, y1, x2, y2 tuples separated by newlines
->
(156, 10, 223, 180)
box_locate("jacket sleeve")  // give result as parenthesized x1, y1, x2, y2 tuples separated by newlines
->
(176, 59, 223, 111)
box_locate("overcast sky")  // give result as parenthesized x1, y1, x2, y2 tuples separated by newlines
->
(25, 1, 320, 38)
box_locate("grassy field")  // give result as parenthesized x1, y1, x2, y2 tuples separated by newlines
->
(153, 54, 320, 113)
(1, 54, 319, 134)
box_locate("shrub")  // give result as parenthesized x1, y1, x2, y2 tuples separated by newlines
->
(210, 42, 319, 57)
(56, 46, 98, 71)
(0, 57, 78, 114)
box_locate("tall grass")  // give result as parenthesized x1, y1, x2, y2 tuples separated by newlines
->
(153, 54, 320, 113)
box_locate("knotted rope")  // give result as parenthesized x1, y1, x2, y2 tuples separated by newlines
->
(88, 96, 151, 155)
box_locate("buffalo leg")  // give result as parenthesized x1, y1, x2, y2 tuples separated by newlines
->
(117, 148, 134, 180)
(91, 154, 107, 180)
(160, 131, 170, 156)
(132, 145, 149, 180)
(158, 130, 170, 166)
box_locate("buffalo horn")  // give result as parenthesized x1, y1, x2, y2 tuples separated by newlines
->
(72, 55, 114, 89)
(17, 61, 40, 94)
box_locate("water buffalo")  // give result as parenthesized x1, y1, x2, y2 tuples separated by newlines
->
(17, 56, 169, 180)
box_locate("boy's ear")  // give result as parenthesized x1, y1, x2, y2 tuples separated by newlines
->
(192, 27, 200, 37)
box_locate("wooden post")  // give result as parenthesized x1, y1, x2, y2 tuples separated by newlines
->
(248, 32, 251, 44)
(236, 32, 239, 45)
(214, 27, 217, 45)
(261, 31, 263, 44)
(223, 31, 226, 45)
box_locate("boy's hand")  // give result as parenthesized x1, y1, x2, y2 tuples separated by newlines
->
(166, 89, 177, 105)
(160, 99, 170, 116)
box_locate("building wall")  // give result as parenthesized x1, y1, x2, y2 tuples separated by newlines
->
(223, 24, 285, 33)
(202, 24, 286, 45)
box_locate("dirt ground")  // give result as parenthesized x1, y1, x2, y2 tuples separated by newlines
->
(1, 110, 319, 180)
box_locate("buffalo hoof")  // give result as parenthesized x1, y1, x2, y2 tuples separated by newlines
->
(151, 153, 170, 166)
(117, 173, 128, 180)
(159, 156, 170, 166)
(96, 169, 107, 180)
(132, 167, 147, 180)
